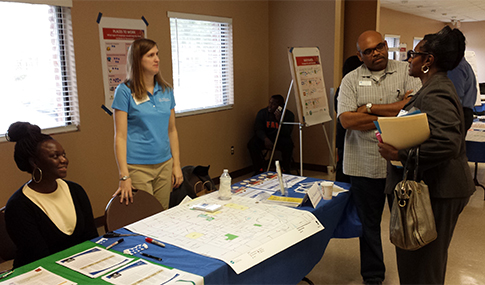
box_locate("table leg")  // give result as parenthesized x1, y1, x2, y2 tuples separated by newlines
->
(473, 162, 485, 200)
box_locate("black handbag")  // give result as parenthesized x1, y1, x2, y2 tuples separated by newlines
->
(389, 147, 437, 251)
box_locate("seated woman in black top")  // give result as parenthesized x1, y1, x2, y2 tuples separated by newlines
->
(5, 122, 98, 268)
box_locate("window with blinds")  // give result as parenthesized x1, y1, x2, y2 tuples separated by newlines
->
(168, 12, 234, 116)
(0, 1, 79, 141)
(385, 34, 401, 60)
(413, 37, 423, 50)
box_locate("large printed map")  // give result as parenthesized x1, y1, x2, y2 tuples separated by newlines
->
(126, 194, 324, 274)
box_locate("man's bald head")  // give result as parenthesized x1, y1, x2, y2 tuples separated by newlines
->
(356, 30, 389, 71)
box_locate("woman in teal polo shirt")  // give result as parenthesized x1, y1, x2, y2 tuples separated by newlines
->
(111, 38, 183, 208)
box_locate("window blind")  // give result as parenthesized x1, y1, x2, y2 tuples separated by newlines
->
(168, 12, 234, 115)
(0, 2, 79, 140)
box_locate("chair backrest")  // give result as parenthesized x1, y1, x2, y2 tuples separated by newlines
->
(0, 206, 16, 262)
(104, 190, 164, 232)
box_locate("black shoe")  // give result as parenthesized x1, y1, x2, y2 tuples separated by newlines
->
(364, 278, 382, 285)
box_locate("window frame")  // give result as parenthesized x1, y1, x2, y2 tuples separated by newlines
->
(168, 11, 234, 117)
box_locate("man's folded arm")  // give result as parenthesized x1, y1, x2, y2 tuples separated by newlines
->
(339, 111, 378, 131)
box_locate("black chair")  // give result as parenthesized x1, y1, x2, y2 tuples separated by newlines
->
(0, 206, 16, 264)
(104, 190, 164, 232)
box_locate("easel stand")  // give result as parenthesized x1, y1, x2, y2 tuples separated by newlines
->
(266, 80, 336, 176)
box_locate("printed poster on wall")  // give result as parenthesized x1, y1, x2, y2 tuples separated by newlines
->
(288, 47, 331, 126)
(98, 17, 147, 110)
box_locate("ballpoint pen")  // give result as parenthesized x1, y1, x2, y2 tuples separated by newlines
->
(106, 238, 124, 250)
(0, 270, 14, 280)
(141, 252, 162, 261)
(145, 237, 165, 248)
(103, 231, 140, 238)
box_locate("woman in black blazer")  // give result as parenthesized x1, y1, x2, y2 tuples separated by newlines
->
(378, 26, 475, 284)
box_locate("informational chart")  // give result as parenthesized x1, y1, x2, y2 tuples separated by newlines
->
(126, 194, 324, 274)
(98, 16, 147, 110)
(288, 47, 332, 126)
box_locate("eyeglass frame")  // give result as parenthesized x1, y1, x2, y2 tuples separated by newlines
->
(408, 50, 431, 59)
(359, 41, 387, 56)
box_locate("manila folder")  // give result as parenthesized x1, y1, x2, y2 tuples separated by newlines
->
(378, 113, 430, 150)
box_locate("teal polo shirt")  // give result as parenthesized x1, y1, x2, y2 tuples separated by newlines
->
(112, 82, 175, 165)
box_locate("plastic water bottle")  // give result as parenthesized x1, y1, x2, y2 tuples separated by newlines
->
(219, 169, 232, 200)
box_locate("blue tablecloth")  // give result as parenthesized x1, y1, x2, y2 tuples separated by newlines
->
(466, 140, 485, 163)
(95, 174, 361, 284)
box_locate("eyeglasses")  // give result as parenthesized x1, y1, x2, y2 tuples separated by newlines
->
(360, 42, 386, 56)
(408, 51, 431, 59)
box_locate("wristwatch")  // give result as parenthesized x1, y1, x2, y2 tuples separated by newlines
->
(120, 175, 130, 181)
(366, 103, 373, 113)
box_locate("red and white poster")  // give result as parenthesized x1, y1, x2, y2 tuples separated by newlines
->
(98, 17, 147, 109)
(289, 48, 331, 126)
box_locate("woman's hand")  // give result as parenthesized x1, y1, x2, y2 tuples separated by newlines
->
(113, 179, 133, 205)
(403, 89, 414, 100)
(378, 142, 399, 161)
(172, 165, 183, 188)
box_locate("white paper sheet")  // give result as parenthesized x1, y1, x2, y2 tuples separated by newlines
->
(126, 195, 324, 274)
(0, 267, 76, 285)
(102, 259, 204, 285)
(233, 173, 305, 193)
(466, 121, 485, 142)
(56, 247, 133, 279)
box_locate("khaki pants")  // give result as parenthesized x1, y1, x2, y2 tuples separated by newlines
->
(128, 158, 173, 209)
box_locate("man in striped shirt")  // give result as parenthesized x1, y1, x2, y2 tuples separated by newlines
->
(337, 30, 421, 285)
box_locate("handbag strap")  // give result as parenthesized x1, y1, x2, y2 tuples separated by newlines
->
(402, 148, 414, 182)
(398, 147, 420, 202)
(402, 147, 420, 182)
(414, 147, 420, 181)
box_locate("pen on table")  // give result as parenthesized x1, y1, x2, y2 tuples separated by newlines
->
(141, 252, 163, 261)
(145, 237, 165, 248)
(103, 231, 140, 238)
(0, 270, 14, 280)
(105, 238, 124, 250)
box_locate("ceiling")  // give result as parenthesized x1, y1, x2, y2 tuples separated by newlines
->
(380, 0, 485, 23)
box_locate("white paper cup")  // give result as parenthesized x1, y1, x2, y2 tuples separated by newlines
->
(320, 181, 334, 200)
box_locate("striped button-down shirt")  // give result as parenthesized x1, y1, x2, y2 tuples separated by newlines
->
(337, 60, 422, 178)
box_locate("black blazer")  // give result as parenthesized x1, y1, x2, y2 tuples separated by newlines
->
(385, 72, 475, 198)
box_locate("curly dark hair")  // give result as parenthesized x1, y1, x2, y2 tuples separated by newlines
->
(421, 26, 466, 72)
(6, 122, 53, 173)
